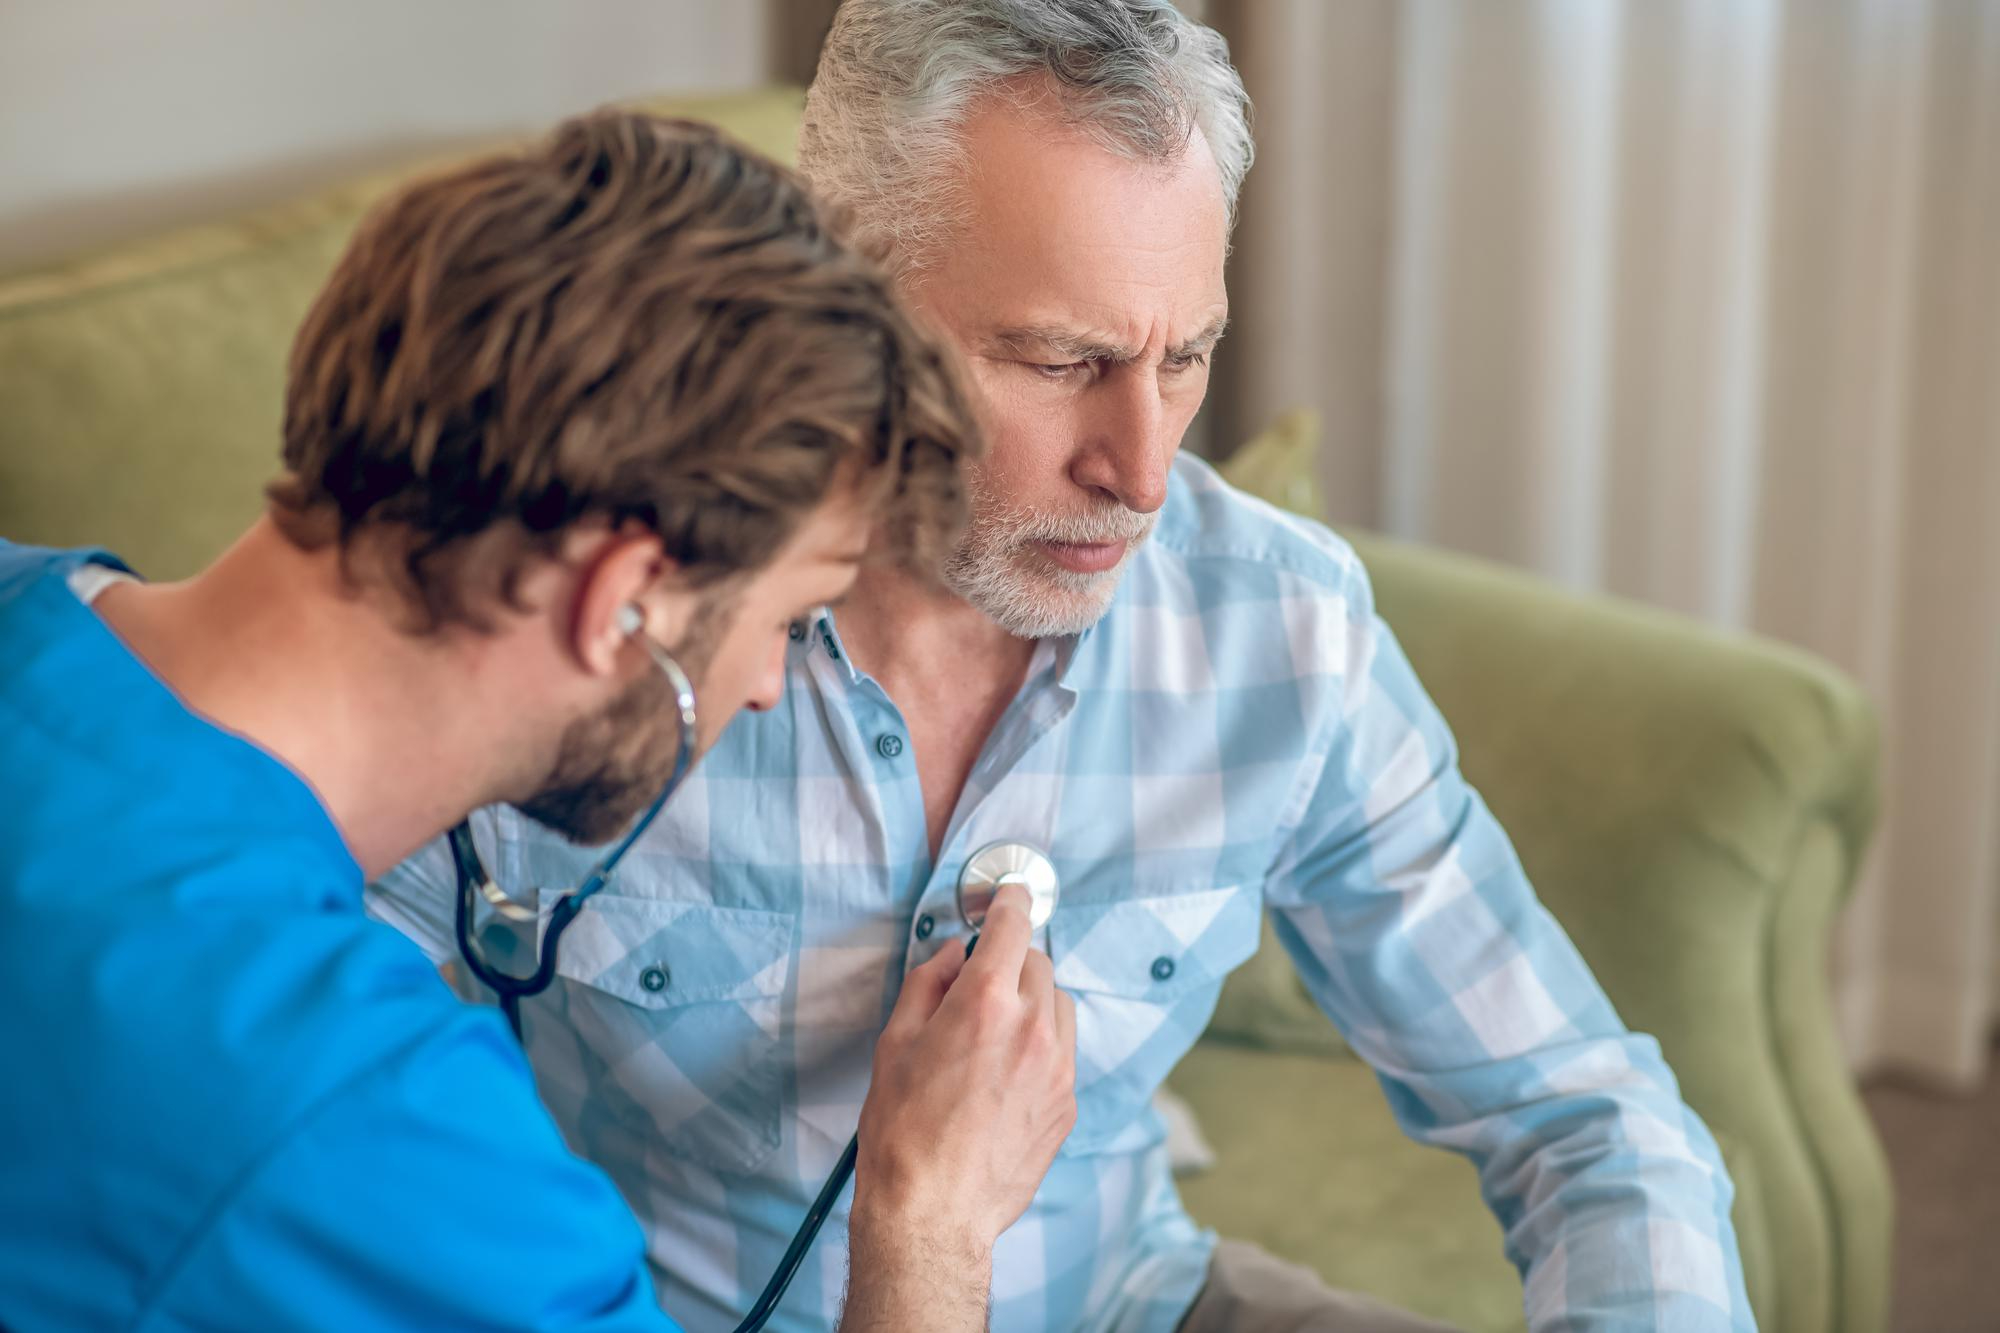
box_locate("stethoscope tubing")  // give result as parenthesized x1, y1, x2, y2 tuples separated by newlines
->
(445, 623, 1061, 1332)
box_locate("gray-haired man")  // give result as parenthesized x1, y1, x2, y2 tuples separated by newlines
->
(373, 4, 1755, 1330)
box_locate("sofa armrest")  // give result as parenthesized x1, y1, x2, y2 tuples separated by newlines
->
(1341, 529, 1889, 1333)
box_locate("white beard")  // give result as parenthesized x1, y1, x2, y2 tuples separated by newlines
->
(942, 486, 1157, 639)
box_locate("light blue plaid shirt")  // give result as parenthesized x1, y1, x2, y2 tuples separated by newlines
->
(371, 455, 1752, 1332)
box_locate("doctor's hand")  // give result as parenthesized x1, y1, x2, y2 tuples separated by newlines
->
(840, 883, 1076, 1331)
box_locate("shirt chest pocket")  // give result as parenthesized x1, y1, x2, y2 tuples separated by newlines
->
(533, 891, 793, 1173)
(1049, 883, 1260, 1157)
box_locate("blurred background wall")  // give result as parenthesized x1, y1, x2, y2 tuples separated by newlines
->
(2, 0, 1994, 1092)
(0, 0, 774, 272)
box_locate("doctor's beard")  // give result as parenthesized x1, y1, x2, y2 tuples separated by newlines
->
(515, 609, 718, 846)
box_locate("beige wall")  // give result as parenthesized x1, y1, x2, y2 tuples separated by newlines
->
(0, 0, 776, 273)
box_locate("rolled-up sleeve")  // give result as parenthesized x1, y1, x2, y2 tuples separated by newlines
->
(1261, 559, 1756, 1331)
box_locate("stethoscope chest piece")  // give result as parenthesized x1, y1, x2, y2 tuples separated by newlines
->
(956, 841, 1060, 932)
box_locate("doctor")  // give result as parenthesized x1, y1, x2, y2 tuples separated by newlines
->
(0, 111, 1075, 1332)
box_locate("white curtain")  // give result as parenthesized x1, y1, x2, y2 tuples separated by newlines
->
(1207, 0, 2000, 1089)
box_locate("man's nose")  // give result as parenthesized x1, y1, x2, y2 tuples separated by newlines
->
(1068, 369, 1173, 515)
(743, 636, 789, 714)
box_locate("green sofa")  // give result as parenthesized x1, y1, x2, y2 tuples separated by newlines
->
(0, 89, 1890, 1333)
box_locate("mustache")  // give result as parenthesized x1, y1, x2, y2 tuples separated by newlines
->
(982, 503, 1157, 547)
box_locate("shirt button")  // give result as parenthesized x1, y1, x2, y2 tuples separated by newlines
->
(788, 622, 807, 642)
(915, 914, 935, 941)
(876, 733, 905, 759)
(640, 965, 669, 993)
(1150, 956, 1176, 983)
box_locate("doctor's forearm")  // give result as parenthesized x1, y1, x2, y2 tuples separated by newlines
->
(838, 1205, 990, 1332)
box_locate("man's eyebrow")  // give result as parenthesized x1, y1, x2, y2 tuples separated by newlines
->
(1168, 314, 1231, 360)
(987, 324, 1138, 364)
(985, 315, 1232, 365)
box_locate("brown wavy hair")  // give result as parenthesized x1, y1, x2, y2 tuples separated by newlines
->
(270, 108, 977, 632)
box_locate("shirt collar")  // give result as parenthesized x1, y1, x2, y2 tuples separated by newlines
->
(794, 607, 859, 684)
(798, 604, 1098, 694)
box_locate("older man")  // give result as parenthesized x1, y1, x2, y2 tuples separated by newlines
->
(373, 3, 1754, 1330)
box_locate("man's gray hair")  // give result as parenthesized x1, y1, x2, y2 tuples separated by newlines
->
(799, 0, 1253, 270)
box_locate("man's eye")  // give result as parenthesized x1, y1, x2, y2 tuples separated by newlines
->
(1028, 360, 1082, 380)
(1165, 352, 1209, 374)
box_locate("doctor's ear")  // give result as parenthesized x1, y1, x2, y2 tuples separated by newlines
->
(569, 531, 675, 676)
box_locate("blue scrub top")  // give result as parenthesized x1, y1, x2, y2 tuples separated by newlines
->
(0, 542, 679, 1332)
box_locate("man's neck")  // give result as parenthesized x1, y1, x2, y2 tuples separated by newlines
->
(93, 520, 518, 879)
(836, 564, 1036, 702)
(836, 566, 1040, 858)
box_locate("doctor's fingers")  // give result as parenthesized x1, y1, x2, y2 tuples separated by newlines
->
(883, 938, 968, 1038)
(1016, 942, 1054, 1002)
(1052, 987, 1076, 1062)
(1046, 990, 1080, 1133)
(959, 882, 1035, 992)
(1022, 984, 1078, 1144)
(1013, 953, 1073, 1077)
(1020, 957, 1077, 1085)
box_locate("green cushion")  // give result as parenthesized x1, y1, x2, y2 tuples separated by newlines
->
(1169, 1043, 1520, 1331)
(0, 89, 806, 580)
(1167, 1044, 1771, 1333)
(1211, 405, 1325, 522)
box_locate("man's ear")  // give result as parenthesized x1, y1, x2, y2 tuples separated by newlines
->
(570, 531, 678, 677)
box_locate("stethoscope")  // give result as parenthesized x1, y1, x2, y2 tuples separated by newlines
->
(447, 605, 1061, 1333)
